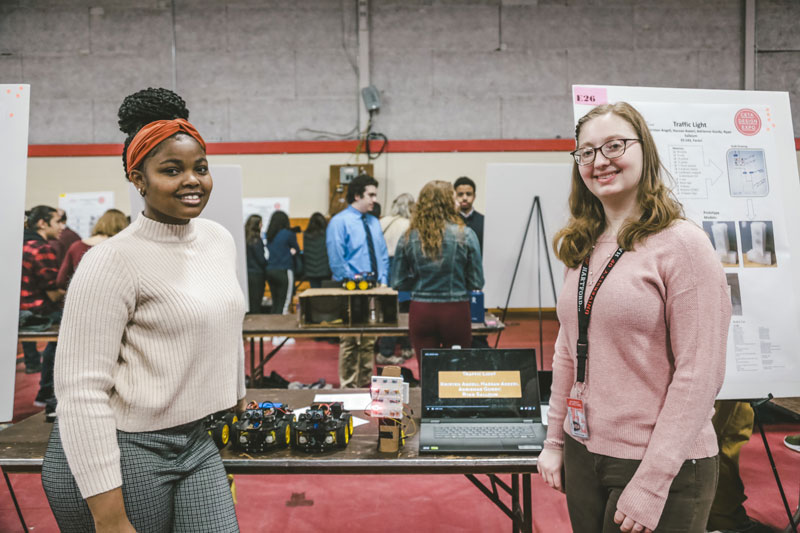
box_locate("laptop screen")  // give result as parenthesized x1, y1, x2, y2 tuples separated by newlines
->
(421, 348, 541, 420)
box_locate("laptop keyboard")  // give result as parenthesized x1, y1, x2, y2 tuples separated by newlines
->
(433, 424, 537, 439)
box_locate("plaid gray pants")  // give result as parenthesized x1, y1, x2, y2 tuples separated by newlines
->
(42, 419, 239, 532)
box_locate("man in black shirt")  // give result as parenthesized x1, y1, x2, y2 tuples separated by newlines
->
(454, 176, 483, 254)
(454, 176, 489, 348)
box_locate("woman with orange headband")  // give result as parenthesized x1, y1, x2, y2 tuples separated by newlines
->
(42, 88, 244, 532)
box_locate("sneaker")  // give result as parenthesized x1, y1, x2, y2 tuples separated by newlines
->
(400, 348, 415, 360)
(33, 388, 54, 408)
(376, 354, 404, 365)
(44, 397, 58, 423)
(785, 434, 800, 453)
(284, 337, 296, 345)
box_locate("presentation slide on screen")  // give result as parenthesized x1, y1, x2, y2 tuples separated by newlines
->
(438, 371, 522, 399)
(572, 85, 800, 400)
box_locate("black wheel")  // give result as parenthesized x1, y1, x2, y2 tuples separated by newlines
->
(223, 412, 237, 427)
(231, 426, 242, 450)
(336, 425, 349, 448)
(290, 427, 300, 450)
(211, 422, 229, 448)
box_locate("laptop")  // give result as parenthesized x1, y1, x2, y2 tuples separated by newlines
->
(419, 348, 546, 453)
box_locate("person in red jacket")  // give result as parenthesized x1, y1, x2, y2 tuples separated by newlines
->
(20, 205, 65, 403)
(48, 209, 81, 266)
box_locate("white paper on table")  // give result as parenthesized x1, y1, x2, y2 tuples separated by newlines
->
(313, 393, 372, 411)
(294, 405, 369, 428)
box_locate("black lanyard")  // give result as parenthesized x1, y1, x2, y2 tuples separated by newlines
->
(576, 247, 625, 383)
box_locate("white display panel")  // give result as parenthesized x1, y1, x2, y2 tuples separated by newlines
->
(484, 163, 572, 310)
(1, 85, 30, 422)
(572, 85, 800, 400)
(58, 191, 115, 238)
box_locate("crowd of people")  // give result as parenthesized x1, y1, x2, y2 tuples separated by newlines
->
(15, 86, 784, 532)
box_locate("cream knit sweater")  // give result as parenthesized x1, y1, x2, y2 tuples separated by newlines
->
(54, 215, 246, 499)
(545, 219, 731, 530)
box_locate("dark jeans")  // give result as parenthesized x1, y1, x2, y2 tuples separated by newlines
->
(265, 269, 290, 315)
(247, 271, 266, 313)
(378, 299, 411, 356)
(408, 300, 472, 378)
(563, 434, 719, 532)
(24, 341, 57, 394)
(22, 341, 41, 369)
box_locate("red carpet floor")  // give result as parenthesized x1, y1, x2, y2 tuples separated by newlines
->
(2, 315, 798, 532)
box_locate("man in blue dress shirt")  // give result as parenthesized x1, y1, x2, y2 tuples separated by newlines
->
(326, 174, 390, 388)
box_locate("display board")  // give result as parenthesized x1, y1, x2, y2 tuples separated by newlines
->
(572, 85, 800, 400)
(58, 191, 115, 238)
(483, 163, 572, 309)
(130, 165, 249, 309)
(242, 197, 291, 236)
(1, 85, 30, 422)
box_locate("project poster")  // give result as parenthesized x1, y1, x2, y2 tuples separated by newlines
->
(242, 197, 290, 239)
(58, 191, 115, 239)
(0, 84, 30, 422)
(572, 85, 800, 400)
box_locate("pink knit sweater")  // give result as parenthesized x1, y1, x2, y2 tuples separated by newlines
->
(544, 220, 731, 530)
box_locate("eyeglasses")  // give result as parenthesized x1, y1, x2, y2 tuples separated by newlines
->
(570, 138, 640, 166)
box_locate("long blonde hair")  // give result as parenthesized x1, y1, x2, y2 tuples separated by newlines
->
(92, 209, 128, 237)
(553, 102, 683, 268)
(408, 181, 463, 258)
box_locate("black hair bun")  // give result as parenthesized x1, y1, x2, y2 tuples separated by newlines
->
(117, 87, 189, 136)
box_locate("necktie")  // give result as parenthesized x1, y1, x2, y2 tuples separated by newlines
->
(361, 214, 378, 275)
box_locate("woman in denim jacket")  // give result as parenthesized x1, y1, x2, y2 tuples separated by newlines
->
(391, 180, 484, 378)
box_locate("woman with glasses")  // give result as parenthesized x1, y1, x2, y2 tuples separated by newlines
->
(537, 102, 730, 533)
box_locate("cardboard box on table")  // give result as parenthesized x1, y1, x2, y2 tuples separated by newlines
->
(297, 287, 398, 327)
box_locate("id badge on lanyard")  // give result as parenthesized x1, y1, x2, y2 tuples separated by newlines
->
(567, 397, 589, 439)
(569, 246, 624, 440)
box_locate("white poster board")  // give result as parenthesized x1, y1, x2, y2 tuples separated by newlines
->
(242, 197, 291, 237)
(58, 191, 115, 238)
(572, 85, 800, 400)
(484, 164, 572, 309)
(1, 84, 30, 422)
(130, 165, 248, 308)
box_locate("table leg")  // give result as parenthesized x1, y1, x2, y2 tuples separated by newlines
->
(2, 468, 28, 533)
(464, 474, 532, 533)
(523, 473, 532, 533)
(249, 337, 255, 384)
(251, 337, 289, 388)
(512, 474, 520, 533)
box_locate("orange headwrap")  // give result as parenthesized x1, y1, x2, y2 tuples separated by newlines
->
(126, 118, 206, 174)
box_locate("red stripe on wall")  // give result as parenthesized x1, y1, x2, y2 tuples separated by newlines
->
(26, 138, 800, 156)
(27, 139, 576, 157)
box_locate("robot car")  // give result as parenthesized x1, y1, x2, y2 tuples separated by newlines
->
(290, 402, 354, 452)
(232, 401, 295, 453)
(204, 410, 238, 449)
(343, 272, 377, 291)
